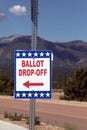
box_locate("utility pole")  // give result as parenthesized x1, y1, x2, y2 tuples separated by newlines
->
(29, 0, 38, 130)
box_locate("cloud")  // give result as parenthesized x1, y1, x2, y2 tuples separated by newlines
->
(0, 11, 6, 21)
(9, 5, 27, 16)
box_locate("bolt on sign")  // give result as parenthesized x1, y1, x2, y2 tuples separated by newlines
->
(14, 50, 53, 98)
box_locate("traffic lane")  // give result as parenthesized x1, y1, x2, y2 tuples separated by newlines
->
(36, 111, 87, 130)
(0, 99, 29, 115)
(0, 98, 87, 119)
(1, 98, 87, 118)
(0, 98, 87, 130)
(36, 102, 87, 118)
(36, 102, 87, 130)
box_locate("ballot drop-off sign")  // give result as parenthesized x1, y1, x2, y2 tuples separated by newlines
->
(14, 50, 53, 99)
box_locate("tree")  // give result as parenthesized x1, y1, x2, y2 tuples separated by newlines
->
(6, 80, 14, 96)
(63, 68, 87, 101)
(0, 72, 14, 95)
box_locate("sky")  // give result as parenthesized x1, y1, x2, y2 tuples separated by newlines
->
(0, 0, 87, 42)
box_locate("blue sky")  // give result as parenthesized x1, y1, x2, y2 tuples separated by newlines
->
(0, 0, 87, 42)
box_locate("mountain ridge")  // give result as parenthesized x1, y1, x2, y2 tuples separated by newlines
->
(0, 35, 87, 72)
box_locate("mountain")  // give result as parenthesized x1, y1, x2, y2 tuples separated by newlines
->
(0, 35, 87, 78)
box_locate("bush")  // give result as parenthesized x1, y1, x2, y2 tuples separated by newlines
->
(4, 111, 9, 118)
(35, 116, 40, 125)
(4, 112, 23, 121)
(63, 68, 87, 101)
(59, 95, 65, 100)
(25, 116, 29, 124)
(0, 72, 14, 96)
(3, 112, 40, 125)
(25, 116, 40, 125)
(10, 113, 23, 121)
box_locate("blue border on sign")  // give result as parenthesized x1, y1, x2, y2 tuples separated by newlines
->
(14, 50, 52, 99)
(15, 91, 51, 98)
(14, 51, 16, 98)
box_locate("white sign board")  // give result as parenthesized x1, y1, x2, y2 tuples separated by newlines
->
(14, 50, 53, 98)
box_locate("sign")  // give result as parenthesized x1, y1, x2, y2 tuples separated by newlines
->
(14, 50, 53, 98)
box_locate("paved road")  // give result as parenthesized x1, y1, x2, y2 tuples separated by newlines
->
(0, 97, 87, 130)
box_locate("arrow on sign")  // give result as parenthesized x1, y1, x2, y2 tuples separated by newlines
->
(23, 80, 44, 88)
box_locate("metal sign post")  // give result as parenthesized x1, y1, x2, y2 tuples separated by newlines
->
(30, 0, 38, 130)
(14, 1, 52, 130)
(29, 98, 35, 130)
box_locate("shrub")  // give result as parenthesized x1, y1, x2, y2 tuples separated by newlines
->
(35, 116, 40, 125)
(63, 68, 87, 101)
(25, 116, 29, 124)
(0, 72, 14, 96)
(25, 116, 40, 125)
(9, 112, 23, 121)
(4, 111, 9, 118)
(3, 112, 40, 125)
(4, 112, 23, 121)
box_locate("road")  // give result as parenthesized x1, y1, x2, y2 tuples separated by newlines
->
(0, 97, 87, 130)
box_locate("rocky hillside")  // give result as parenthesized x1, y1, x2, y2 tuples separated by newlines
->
(0, 35, 87, 68)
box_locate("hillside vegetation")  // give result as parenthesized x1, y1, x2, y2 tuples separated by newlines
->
(0, 72, 13, 95)
(63, 68, 87, 101)
(0, 68, 87, 102)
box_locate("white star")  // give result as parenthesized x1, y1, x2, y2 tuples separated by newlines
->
(16, 52, 20, 57)
(16, 93, 20, 97)
(34, 92, 38, 97)
(40, 92, 44, 97)
(40, 52, 44, 57)
(22, 52, 26, 57)
(22, 92, 26, 97)
(28, 93, 32, 97)
(46, 52, 50, 57)
(28, 52, 32, 57)
(34, 52, 38, 57)
(46, 92, 50, 97)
